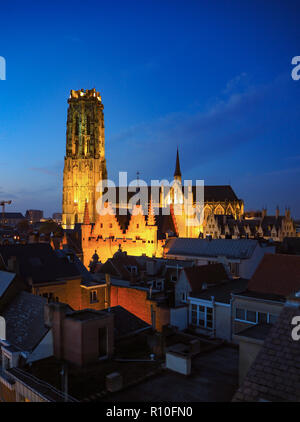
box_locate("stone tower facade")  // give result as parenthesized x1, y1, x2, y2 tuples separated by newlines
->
(62, 88, 107, 229)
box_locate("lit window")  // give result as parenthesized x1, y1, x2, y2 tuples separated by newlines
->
(90, 290, 98, 303)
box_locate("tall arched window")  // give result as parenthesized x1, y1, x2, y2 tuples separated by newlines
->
(86, 115, 91, 135)
(75, 116, 79, 136)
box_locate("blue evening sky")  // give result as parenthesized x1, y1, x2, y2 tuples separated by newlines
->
(0, 0, 300, 217)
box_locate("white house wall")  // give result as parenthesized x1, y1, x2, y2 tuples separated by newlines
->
(215, 303, 231, 341)
(175, 271, 191, 307)
(170, 306, 188, 330)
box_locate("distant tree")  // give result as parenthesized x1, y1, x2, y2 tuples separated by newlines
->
(39, 220, 63, 237)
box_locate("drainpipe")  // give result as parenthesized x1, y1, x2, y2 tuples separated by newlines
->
(211, 296, 216, 338)
(229, 293, 234, 342)
(60, 362, 68, 402)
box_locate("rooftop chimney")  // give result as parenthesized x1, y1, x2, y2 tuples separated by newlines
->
(7, 256, 17, 273)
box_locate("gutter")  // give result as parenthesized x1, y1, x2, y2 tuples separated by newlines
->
(232, 293, 284, 306)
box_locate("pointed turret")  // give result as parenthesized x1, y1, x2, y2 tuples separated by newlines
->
(174, 147, 182, 183)
(83, 200, 90, 225)
(147, 197, 156, 226)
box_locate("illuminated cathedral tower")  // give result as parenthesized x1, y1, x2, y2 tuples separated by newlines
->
(62, 88, 107, 229)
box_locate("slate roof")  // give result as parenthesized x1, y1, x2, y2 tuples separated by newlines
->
(247, 253, 300, 297)
(190, 278, 248, 304)
(201, 185, 239, 202)
(102, 306, 151, 338)
(55, 249, 94, 283)
(2, 291, 49, 351)
(184, 263, 229, 293)
(233, 299, 300, 402)
(0, 243, 81, 285)
(0, 271, 16, 297)
(98, 252, 140, 280)
(166, 238, 258, 259)
(114, 184, 240, 204)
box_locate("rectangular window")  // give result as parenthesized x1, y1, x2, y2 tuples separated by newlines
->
(258, 312, 267, 324)
(90, 290, 98, 303)
(236, 308, 246, 320)
(235, 308, 276, 325)
(190, 303, 213, 330)
(247, 310, 257, 323)
(269, 314, 278, 324)
(191, 310, 197, 325)
(230, 263, 239, 276)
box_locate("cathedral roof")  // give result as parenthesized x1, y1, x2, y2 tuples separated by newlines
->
(200, 185, 239, 202)
(114, 184, 240, 204)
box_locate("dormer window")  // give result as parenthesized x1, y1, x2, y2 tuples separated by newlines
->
(127, 265, 137, 274)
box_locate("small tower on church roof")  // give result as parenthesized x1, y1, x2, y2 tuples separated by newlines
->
(174, 147, 182, 183)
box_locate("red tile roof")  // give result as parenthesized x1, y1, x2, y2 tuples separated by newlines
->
(247, 253, 300, 297)
(184, 263, 229, 293)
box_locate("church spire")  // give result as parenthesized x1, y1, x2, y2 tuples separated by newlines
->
(174, 147, 182, 183)
(83, 200, 90, 225)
